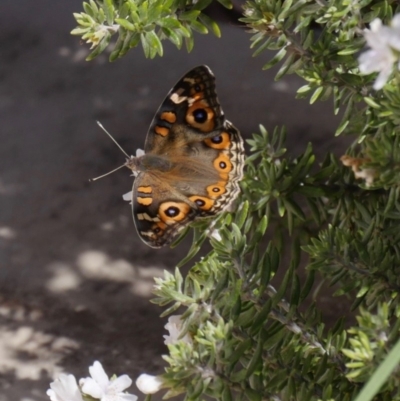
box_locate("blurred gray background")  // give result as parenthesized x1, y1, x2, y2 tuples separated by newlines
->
(0, 1, 343, 400)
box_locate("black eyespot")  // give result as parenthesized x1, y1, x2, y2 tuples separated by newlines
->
(195, 199, 205, 207)
(194, 84, 201, 92)
(166, 206, 179, 217)
(212, 187, 220, 193)
(219, 161, 227, 169)
(211, 135, 223, 144)
(193, 108, 207, 123)
(154, 227, 162, 234)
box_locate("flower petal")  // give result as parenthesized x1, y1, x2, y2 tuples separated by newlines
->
(163, 315, 192, 345)
(89, 361, 109, 390)
(391, 14, 400, 30)
(358, 14, 400, 90)
(108, 375, 133, 392)
(164, 315, 183, 345)
(46, 389, 57, 401)
(369, 18, 382, 32)
(80, 377, 104, 399)
(47, 374, 83, 401)
(374, 68, 392, 90)
(136, 374, 163, 394)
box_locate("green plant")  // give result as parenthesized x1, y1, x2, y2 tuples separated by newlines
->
(68, 1, 400, 400)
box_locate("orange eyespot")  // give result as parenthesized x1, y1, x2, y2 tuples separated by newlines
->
(204, 132, 231, 150)
(152, 221, 167, 236)
(189, 196, 214, 211)
(159, 201, 190, 223)
(206, 182, 227, 198)
(213, 153, 232, 177)
(186, 101, 215, 132)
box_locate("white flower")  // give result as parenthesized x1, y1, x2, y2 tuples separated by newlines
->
(135, 148, 145, 157)
(359, 15, 400, 89)
(80, 361, 137, 401)
(136, 374, 163, 394)
(163, 315, 192, 345)
(47, 374, 83, 401)
(387, 14, 400, 51)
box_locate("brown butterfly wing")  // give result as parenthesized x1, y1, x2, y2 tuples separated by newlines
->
(132, 172, 198, 248)
(132, 66, 244, 247)
(144, 65, 226, 154)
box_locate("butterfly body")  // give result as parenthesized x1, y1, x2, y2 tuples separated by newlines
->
(125, 66, 244, 248)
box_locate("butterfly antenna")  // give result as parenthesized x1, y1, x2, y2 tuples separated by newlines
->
(89, 163, 127, 182)
(96, 121, 130, 158)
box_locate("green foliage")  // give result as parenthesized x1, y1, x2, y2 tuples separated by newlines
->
(71, 0, 225, 61)
(71, 1, 400, 400)
(353, 332, 400, 401)
(151, 124, 400, 400)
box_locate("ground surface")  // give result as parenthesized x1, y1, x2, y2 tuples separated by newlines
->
(1, 2, 348, 400)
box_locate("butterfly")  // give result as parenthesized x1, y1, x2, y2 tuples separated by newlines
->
(122, 65, 244, 248)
